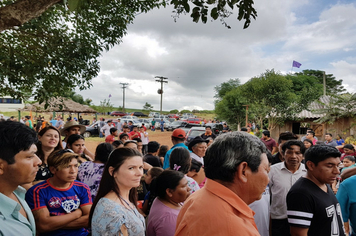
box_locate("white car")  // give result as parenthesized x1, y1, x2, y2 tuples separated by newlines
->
(121, 116, 138, 120)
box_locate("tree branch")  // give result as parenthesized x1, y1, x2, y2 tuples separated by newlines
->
(0, 0, 61, 32)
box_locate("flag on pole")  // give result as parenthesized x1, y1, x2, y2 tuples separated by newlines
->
(292, 60, 302, 68)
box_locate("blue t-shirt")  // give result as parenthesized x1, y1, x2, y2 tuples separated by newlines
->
(163, 143, 190, 169)
(25, 180, 92, 236)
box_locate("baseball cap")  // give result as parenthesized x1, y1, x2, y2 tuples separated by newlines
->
(172, 128, 186, 138)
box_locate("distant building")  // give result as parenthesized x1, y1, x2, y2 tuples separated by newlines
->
(0, 96, 24, 111)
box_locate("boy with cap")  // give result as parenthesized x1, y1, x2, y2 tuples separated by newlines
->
(162, 128, 189, 169)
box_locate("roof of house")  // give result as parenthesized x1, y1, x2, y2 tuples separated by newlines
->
(20, 97, 97, 113)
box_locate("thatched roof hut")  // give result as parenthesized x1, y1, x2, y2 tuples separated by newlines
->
(21, 97, 97, 113)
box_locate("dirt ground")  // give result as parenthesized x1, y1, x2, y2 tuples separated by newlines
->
(85, 130, 174, 154)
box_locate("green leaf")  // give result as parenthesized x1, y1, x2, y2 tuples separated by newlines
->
(68, 0, 80, 11)
(183, 0, 190, 12)
(210, 7, 219, 20)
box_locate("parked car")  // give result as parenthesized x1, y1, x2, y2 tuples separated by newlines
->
(204, 123, 224, 135)
(168, 114, 180, 119)
(138, 118, 151, 129)
(166, 121, 201, 131)
(149, 112, 160, 118)
(110, 111, 126, 116)
(182, 113, 194, 118)
(121, 116, 138, 120)
(184, 127, 206, 145)
(187, 118, 201, 124)
(83, 119, 121, 138)
(131, 112, 148, 117)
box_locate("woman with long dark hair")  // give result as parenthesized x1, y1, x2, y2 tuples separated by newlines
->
(35, 126, 63, 183)
(66, 134, 93, 163)
(147, 170, 191, 236)
(169, 147, 200, 193)
(89, 148, 145, 236)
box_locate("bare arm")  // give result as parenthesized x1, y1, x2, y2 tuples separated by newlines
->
(83, 148, 94, 160)
(63, 204, 91, 229)
(290, 226, 308, 236)
(272, 146, 278, 155)
(340, 166, 356, 180)
(32, 207, 82, 233)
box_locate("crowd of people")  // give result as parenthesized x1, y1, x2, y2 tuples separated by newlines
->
(2, 117, 356, 236)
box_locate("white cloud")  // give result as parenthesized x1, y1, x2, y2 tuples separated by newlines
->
(77, 1, 356, 111)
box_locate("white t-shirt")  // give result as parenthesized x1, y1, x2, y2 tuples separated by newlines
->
(140, 131, 149, 145)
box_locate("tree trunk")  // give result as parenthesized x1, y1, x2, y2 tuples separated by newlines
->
(0, 0, 61, 32)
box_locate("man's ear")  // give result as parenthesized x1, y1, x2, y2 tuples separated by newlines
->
(236, 162, 249, 183)
(0, 159, 6, 176)
(306, 160, 314, 171)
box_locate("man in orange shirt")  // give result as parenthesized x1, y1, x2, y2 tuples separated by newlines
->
(175, 132, 270, 236)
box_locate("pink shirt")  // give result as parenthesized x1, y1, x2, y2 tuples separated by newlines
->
(147, 198, 180, 236)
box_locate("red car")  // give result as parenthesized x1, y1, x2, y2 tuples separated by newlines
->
(187, 118, 201, 124)
(168, 114, 180, 119)
(110, 111, 126, 116)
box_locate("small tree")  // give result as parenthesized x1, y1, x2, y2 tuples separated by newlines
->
(170, 109, 179, 114)
(143, 102, 153, 111)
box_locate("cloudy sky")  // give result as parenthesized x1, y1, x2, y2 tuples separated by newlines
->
(77, 0, 356, 112)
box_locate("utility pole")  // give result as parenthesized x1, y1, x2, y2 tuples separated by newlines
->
(323, 71, 326, 96)
(120, 83, 129, 112)
(155, 76, 168, 114)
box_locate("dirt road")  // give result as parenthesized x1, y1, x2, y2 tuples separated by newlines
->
(85, 130, 174, 154)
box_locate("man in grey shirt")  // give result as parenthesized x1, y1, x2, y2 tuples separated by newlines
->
(324, 133, 338, 147)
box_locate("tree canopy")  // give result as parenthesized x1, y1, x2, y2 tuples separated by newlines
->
(215, 69, 328, 130)
(0, 0, 258, 104)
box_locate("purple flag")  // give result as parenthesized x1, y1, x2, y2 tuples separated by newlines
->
(292, 60, 302, 68)
(109, 94, 112, 98)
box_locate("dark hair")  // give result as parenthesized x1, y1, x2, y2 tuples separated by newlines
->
(119, 133, 129, 140)
(304, 145, 341, 169)
(325, 133, 333, 137)
(205, 126, 211, 130)
(169, 147, 191, 174)
(124, 140, 138, 147)
(133, 138, 142, 143)
(278, 131, 298, 144)
(337, 134, 343, 139)
(190, 158, 202, 173)
(205, 131, 267, 183)
(158, 145, 169, 157)
(262, 130, 270, 137)
(112, 140, 124, 148)
(148, 141, 160, 153)
(95, 143, 114, 163)
(172, 136, 185, 143)
(303, 139, 313, 147)
(282, 140, 306, 154)
(343, 144, 355, 151)
(109, 127, 117, 134)
(240, 127, 248, 132)
(66, 134, 85, 148)
(153, 170, 185, 199)
(307, 131, 315, 137)
(148, 167, 164, 179)
(0, 121, 38, 164)
(89, 148, 142, 227)
(36, 126, 63, 163)
(344, 155, 356, 162)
